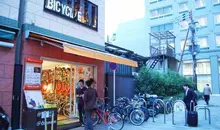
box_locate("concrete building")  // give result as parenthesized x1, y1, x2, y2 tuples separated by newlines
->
(115, 0, 220, 94)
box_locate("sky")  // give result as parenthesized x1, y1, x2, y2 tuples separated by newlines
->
(105, 0, 145, 38)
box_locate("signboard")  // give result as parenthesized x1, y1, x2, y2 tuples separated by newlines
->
(110, 62, 117, 70)
(44, 0, 98, 30)
(24, 90, 45, 108)
(24, 58, 43, 89)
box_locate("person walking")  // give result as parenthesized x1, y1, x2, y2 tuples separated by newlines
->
(76, 79, 87, 125)
(203, 84, 212, 105)
(84, 78, 98, 130)
(183, 83, 197, 111)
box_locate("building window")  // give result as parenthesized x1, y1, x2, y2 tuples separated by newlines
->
(179, 2, 188, 12)
(150, 6, 172, 18)
(180, 39, 189, 51)
(214, 13, 220, 25)
(195, 0, 206, 9)
(151, 23, 173, 32)
(183, 60, 211, 92)
(179, 20, 189, 30)
(150, 0, 167, 4)
(213, 0, 220, 5)
(197, 16, 208, 27)
(198, 37, 208, 48)
(216, 35, 220, 46)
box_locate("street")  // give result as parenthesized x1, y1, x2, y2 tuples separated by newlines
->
(72, 95, 220, 130)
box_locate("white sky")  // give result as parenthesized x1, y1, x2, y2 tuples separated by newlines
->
(105, 0, 145, 37)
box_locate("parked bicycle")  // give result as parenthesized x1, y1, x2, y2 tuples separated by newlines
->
(83, 99, 124, 130)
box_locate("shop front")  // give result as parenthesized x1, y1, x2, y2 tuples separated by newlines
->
(21, 31, 137, 129)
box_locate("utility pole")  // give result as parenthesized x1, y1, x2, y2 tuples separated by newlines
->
(11, 0, 25, 129)
(189, 10, 198, 90)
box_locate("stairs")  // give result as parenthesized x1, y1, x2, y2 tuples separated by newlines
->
(146, 47, 161, 69)
(149, 58, 160, 69)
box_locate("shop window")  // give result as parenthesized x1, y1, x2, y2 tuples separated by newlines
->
(183, 62, 193, 75)
(195, 0, 206, 9)
(197, 37, 208, 49)
(197, 75, 212, 92)
(179, 2, 188, 12)
(214, 13, 220, 25)
(41, 60, 95, 122)
(213, 0, 220, 5)
(216, 35, 220, 47)
(197, 16, 208, 27)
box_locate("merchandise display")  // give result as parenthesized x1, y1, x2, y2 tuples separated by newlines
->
(41, 61, 94, 121)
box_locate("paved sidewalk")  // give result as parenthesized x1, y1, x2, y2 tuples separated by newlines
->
(72, 95, 220, 130)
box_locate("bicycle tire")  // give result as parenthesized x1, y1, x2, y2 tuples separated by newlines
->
(166, 102, 172, 114)
(82, 111, 100, 126)
(129, 108, 145, 126)
(140, 106, 150, 121)
(108, 112, 124, 130)
(111, 106, 124, 116)
(148, 106, 157, 117)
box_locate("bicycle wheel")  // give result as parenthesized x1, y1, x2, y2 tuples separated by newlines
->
(108, 112, 124, 130)
(83, 111, 100, 126)
(166, 102, 172, 114)
(140, 107, 150, 121)
(111, 106, 124, 116)
(148, 106, 157, 117)
(129, 108, 145, 126)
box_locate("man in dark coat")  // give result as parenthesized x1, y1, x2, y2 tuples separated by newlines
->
(183, 83, 197, 111)
(76, 79, 87, 124)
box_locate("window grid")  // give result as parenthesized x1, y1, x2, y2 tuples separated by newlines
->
(197, 16, 208, 27)
(150, 6, 173, 18)
(179, 2, 188, 12)
(197, 37, 209, 48)
(216, 35, 220, 46)
(195, 0, 206, 9)
(213, 0, 220, 5)
(215, 13, 220, 25)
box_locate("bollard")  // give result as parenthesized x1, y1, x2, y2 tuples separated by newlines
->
(195, 105, 211, 125)
(152, 99, 166, 124)
(172, 100, 187, 126)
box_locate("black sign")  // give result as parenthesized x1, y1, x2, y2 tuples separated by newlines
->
(44, 0, 98, 30)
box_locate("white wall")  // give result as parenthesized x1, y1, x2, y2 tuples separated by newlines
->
(0, 0, 20, 20)
(115, 18, 149, 57)
(24, 0, 105, 46)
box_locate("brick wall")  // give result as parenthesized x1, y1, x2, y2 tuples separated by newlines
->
(22, 38, 105, 98)
(0, 38, 16, 117)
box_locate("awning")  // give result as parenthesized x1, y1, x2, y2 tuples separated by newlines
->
(0, 28, 15, 40)
(63, 43, 138, 67)
(25, 31, 138, 67)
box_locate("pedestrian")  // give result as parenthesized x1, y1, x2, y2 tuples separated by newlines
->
(203, 84, 212, 105)
(84, 78, 98, 130)
(183, 83, 197, 111)
(76, 79, 87, 125)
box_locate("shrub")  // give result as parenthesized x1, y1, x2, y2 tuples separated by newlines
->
(135, 66, 195, 97)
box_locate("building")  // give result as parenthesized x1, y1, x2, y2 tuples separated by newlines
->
(0, 0, 137, 129)
(115, 0, 220, 94)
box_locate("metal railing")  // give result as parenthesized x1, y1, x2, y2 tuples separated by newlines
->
(194, 105, 211, 125)
(152, 99, 166, 124)
(172, 100, 187, 126)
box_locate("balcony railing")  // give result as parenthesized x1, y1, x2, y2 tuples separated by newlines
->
(150, 45, 175, 57)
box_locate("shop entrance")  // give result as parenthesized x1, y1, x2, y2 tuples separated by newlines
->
(41, 60, 95, 125)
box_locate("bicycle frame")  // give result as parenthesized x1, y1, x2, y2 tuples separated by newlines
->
(92, 108, 110, 124)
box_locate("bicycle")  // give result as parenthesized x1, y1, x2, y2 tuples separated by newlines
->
(83, 101, 124, 130)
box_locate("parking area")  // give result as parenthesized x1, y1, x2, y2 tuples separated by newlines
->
(73, 95, 220, 130)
